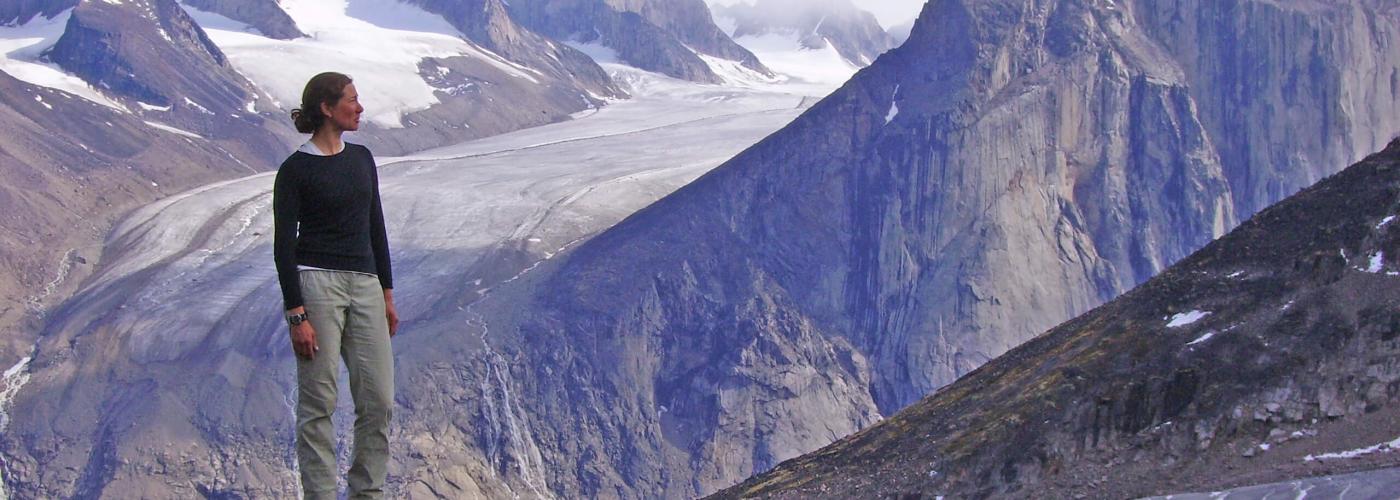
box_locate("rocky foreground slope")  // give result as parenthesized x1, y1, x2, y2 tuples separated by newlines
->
(717, 137, 1400, 499)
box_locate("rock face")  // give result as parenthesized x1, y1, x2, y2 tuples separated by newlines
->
(181, 0, 302, 39)
(717, 138, 1400, 499)
(506, 0, 770, 83)
(408, 0, 619, 96)
(1135, 0, 1400, 218)
(332, 0, 624, 155)
(488, 0, 1399, 496)
(716, 0, 896, 67)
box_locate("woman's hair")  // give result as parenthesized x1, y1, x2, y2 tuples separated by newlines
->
(290, 72, 353, 134)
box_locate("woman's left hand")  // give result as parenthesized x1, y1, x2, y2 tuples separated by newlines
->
(384, 289, 399, 337)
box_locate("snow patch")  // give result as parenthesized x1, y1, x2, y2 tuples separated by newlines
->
(565, 41, 621, 65)
(1227, 270, 1245, 278)
(696, 52, 781, 88)
(183, 97, 213, 115)
(1186, 331, 1216, 346)
(33, 94, 51, 110)
(727, 30, 859, 92)
(885, 84, 900, 124)
(1305, 436, 1400, 461)
(1378, 215, 1396, 230)
(0, 355, 34, 432)
(138, 101, 172, 112)
(143, 120, 204, 139)
(1166, 310, 1210, 328)
(1366, 252, 1384, 273)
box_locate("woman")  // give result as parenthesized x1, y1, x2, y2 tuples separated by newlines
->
(273, 71, 399, 499)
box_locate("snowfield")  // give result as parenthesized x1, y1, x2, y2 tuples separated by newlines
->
(180, 0, 543, 128)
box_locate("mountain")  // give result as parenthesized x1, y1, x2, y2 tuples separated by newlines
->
(506, 0, 772, 83)
(481, 0, 1399, 496)
(181, 0, 302, 39)
(41, 0, 287, 163)
(181, 0, 626, 155)
(715, 0, 896, 67)
(716, 137, 1400, 498)
(406, 0, 620, 95)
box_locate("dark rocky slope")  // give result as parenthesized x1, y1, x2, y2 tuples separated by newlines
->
(716, 137, 1400, 499)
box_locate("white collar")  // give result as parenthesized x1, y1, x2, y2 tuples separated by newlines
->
(299, 140, 345, 156)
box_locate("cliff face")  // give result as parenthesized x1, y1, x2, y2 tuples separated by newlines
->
(497, 0, 1400, 496)
(1136, 0, 1400, 218)
(719, 137, 1400, 498)
(506, 0, 770, 83)
(717, 0, 896, 67)
(404, 0, 620, 100)
(181, 0, 302, 39)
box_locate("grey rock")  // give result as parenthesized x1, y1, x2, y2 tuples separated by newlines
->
(506, 0, 771, 83)
(181, 0, 302, 39)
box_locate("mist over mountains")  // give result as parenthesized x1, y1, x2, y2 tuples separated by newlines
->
(1, 0, 1399, 497)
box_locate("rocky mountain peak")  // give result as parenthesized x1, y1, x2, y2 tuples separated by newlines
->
(406, 0, 621, 101)
(506, 0, 770, 83)
(48, 0, 238, 108)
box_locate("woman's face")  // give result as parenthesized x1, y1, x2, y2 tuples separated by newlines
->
(321, 83, 363, 132)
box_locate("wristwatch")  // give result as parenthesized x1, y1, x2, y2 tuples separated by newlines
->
(287, 312, 309, 326)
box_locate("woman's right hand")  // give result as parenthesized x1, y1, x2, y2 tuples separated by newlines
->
(288, 308, 319, 360)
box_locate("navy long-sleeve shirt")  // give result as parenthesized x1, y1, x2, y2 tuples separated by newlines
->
(273, 142, 393, 310)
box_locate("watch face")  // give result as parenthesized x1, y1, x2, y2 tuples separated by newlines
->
(289, 314, 304, 326)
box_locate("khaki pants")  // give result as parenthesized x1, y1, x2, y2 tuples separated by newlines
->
(296, 270, 394, 500)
